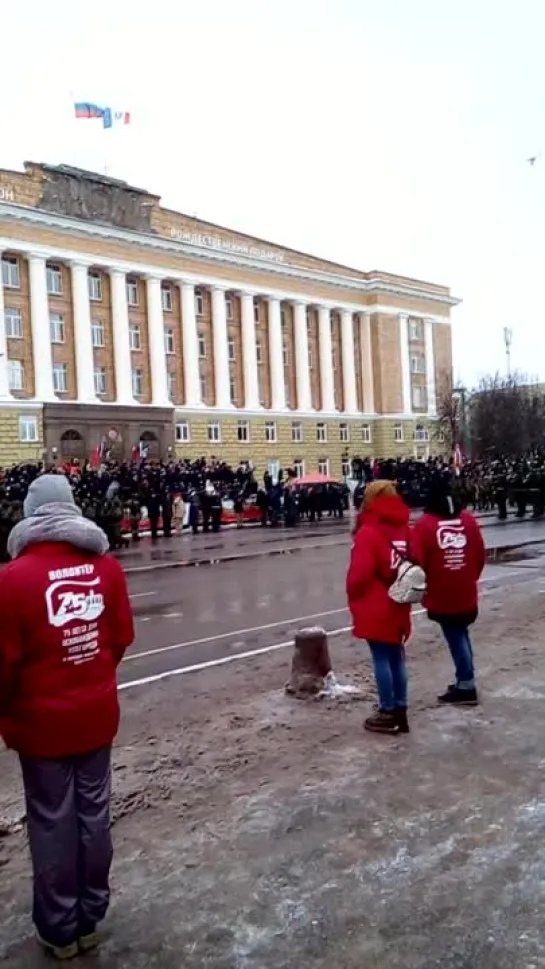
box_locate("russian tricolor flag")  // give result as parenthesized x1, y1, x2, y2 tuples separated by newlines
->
(74, 102, 105, 120)
(102, 108, 131, 129)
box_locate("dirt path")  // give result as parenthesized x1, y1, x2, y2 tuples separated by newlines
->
(2, 567, 545, 968)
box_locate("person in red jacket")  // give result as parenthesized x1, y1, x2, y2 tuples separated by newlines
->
(412, 474, 486, 706)
(346, 480, 412, 735)
(0, 474, 134, 960)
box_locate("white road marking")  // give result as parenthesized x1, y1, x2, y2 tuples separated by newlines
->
(129, 591, 157, 599)
(124, 568, 526, 663)
(124, 606, 350, 662)
(119, 568, 529, 690)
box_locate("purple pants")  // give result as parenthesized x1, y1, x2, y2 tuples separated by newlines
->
(20, 746, 113, 948)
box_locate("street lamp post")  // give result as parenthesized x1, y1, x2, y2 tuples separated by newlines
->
(503, 327, 513, 377)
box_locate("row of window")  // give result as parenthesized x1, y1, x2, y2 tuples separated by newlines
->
(2, 258, 363, 331)
(174, 420, 374, 446)
(7, 359, 149, 398)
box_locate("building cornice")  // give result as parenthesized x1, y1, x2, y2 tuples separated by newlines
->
(0, 203, 461, 308)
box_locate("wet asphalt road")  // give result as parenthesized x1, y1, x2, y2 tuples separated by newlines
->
(120, 518, 545, 688)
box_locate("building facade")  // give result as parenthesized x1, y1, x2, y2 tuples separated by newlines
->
(0, 162, 458, 476)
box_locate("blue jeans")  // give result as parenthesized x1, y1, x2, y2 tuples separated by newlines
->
(440, 623, 475, 689)
(368, 641, 408, 711)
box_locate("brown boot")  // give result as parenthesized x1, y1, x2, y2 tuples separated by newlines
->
(395, 708, 410, 733)
(364, 710, 400, 735)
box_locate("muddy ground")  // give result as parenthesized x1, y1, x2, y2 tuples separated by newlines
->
(2, 566, 545, 968)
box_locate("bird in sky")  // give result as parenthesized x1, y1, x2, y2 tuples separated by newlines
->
(527, 153, 541, 166)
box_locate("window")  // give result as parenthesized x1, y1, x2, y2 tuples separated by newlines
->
(8, 360, 24, 391)
(4, 307, 22, 338)
(292, 421, 303, 443)
(228, 336, 236, 361)
(168, 372, 176, 400)
(53, 363, 68, 393)
(265, 421, 277, 443)
(50, 312, 65, 344)
(308, 346, 313, 370)
(342, 458, 351, 478)
(437, 429, 446, 444)
(306, 309, 312, 328)
(46, 264, 63, 295)
(256, 338, 262, 365)
(409, 317, 424, 341)
(318, 458, 330, 476)
(394, 423, 404, 444)
(131, 368, 143, 397)
(161, 284, 173, 312)
(164, 328, 175, 354)
(283, 341, 289, 367)
(88, 272, 102, 301)
(280, 306, 286, 328)
(410, 354, 425, 374)
(2, 256, 19, 289)
(129, 323, 141, 351)
(208, 421, 221, 443)
(200, 373, 207, 401)
(19, 415, 38, 443)
(293, 459, 305, 478)
(316, 422, 327, 443)
(229, 374, 237, 404)
(285, 384, 291, 408)
(195, 289, 204, 317)
(94, 367, 107, 395)
(332, 347, 338, 371)
(254, 299, 260, 323)
(330, 311, 336, 331)
(91, 319, 105, 347)
(412, 385, 426, 409)
(226, 295, 234, 320)
(176, 421, 190, 443)
(237, 420, 250, 443)
(340, 422, 350, 443)
(414, 424, 430, 443)
(198, 334, 206, 358)
(362, 424, 372, 444)
(126, 277, 139, 306)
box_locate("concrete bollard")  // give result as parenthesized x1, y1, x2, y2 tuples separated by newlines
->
(285, 626, 332, 698)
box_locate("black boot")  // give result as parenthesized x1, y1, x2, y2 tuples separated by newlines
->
(438, 685, 479, 706)
(364, 710, 400, 735)
(394, 708, 410, 733)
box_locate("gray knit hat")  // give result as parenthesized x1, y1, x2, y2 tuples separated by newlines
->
(23, 474, 75, 518)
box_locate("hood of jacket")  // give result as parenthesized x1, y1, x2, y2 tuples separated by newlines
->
(7, 501, 109, 560)
(356, 493, 410, 531)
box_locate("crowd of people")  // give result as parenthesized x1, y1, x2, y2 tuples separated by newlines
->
(0, 452, 545, 559)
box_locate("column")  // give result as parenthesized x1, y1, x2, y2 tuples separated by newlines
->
(424, 317, 437, 417)
(28, 254, 56, 401)
(340, 309, 358, 413)
(211, 286, 232, 409)
(179, 281, 202, 407)
(267, 296, 286, 410)
(399, 312, 412, 414)
(240, 291, 260, 410)
(110, 269, 136, 404)
(70, 262, 99, 403)
(360, 311, 375, 413)
(146, 275, 171, 406)
(293, 300, 312, 411)
(0, 253, 12, 399)
(317, 305, 335, 412)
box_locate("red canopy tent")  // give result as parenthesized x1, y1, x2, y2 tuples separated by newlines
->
(292, 472, 341, 487)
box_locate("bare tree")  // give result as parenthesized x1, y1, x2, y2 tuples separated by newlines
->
(434, 376, 463, 451)
(468, 372, 545, 458)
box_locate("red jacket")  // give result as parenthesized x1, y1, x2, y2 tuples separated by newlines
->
(346, 495, 412, 645)
(411, 510, 486, 619)
(0, 542, 134, 758)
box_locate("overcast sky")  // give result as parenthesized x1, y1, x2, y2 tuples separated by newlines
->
(1, 0, 544, 386)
